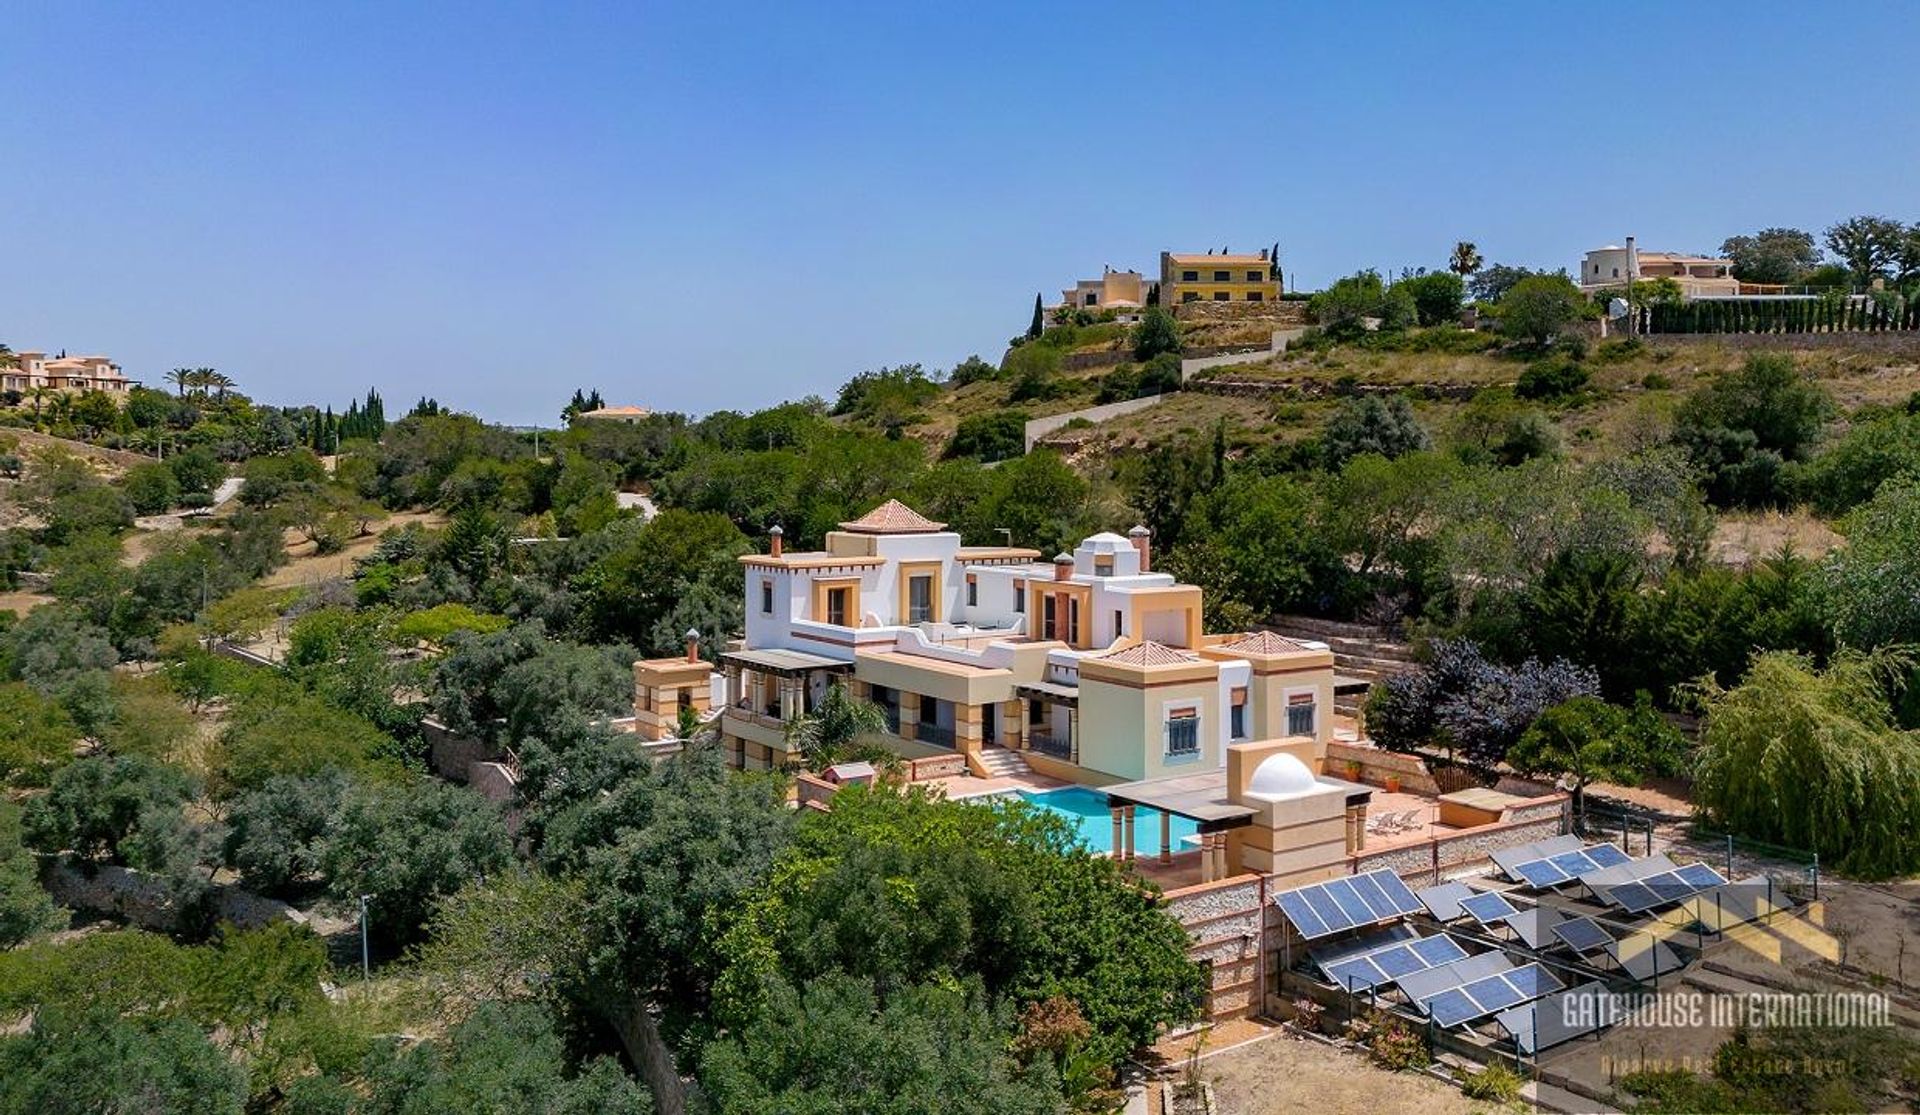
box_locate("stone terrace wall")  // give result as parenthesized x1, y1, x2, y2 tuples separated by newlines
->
(41, 857, 306, 934)
(1162, 873, 1266, 1023)
(1325, 740, 1439, 796)
(1173, 300, 1311, 326)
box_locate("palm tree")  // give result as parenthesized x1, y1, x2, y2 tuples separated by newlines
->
(1449, 241, 1484, 278)
(203, 370, 235, 400)
(782, 683, 891, 772)
(167, 367, 195, 396)
(46, 392, 74, 431)
(0, 345, 15, 369)
(26, 386, 48, 429)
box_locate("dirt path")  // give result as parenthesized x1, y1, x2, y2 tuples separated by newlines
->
(1198, 1032, 1481, 1115)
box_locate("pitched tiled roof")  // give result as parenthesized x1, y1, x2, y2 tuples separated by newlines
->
(1100, 640, 1200, 666)
(838, 499, 947, 535)
(1219, 631, 1311, 656)
(580, 405, 651, 417)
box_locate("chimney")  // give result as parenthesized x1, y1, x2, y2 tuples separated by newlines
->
(1625, 236, 1640, 283)
(768, 524, 783, 558)
(1053, 553, 1074, 582)
(684, 628, 701, 663)
(1128, 524, 1151, 572)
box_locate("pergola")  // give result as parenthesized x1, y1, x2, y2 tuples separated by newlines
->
(1101, 771, 1255, 883)
(718, 648, 852, 721)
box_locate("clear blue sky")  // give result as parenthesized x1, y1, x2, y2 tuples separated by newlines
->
(6, 2, 1917, 425)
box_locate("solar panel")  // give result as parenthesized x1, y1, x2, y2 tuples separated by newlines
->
(1416, 881, 1475, 921)
(1683, 879, 1783, 933)
(1497, 981, 1623, 1055)
(1369, 944, 1427, 979)
(1607, 937, 1685, 980)
(1548, 850, 1596, 876)
(1411, 935, 1469, 966)
(1371, 870, 1424, 915)
(1676, 862, 1726, 889)
(1325, 878, 1377, 926)
(1463, 975, 1527, 1012)
(1505, 962, 1566, 998)
(1586, 843, 1632, 868)
(1501, 907, 1565, 950)
(1349, 872, 1399, 920)
(1605, 881, 1659, 912)
(1552, 916, 1613, 953)
(1326, 956, 1386, 992)
(1460, 891, 1520, 924)
(1303, 888, 1350, 932)
(1491, 834, 1586, 879)
(1512, 859, 1571, 888)
(1276, 892, 1333, 939)
(1424, 988, 1481, 1027)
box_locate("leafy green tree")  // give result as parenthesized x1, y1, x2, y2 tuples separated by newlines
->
(574, 508, 749, 650)
(1514, 354, 1590, 401)
(1508, 694, 1685, 813)
(1169, 474, 1339, 623)
(1720, 228, 1820, 285)
(319, 779, 513, 947)
(167, 446, 225, 496)
(1129, 307, 1181, 361)
(699, 974, 1061, 1115)
(0, 681, 77, 786)
(0, 1008, 247, 1115)
(123, 461, 182, 515)
(0, 801, 62, 947)
(1496, 273, 1585, 347)
(347, 1001, 653, 1114)
(1822, 476, 1920, 650)
(1308, 271, 1388, 338)
(22, 754, 196, 868)
(714, 786, 1204, 1072)
(1688, 649, 1920, 878)
(1400, 271, 1465, 326)
(947, 354, 1000, 387)
(223, 770, 352, 898)
(1466, 263, 1539, 303)
(1823, 215, 1906, 282)
(1322, 394, 1431, 467)
(1675, 353, 1832, 507)
(1517, 550, 1642, 694)
(1793, 409, 1920, 514)
(213, 673, 395, 793)
(945, 409, 1030, 463)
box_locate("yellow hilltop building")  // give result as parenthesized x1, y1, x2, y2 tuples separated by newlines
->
(1159, 250, 1278, 305)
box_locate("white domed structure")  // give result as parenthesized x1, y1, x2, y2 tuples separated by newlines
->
(1243, 752, 1318, 801)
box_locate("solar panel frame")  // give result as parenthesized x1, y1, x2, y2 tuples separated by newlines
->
(1369, 944, 1427, 979)
(1552, 916, 1613, 953)
(1496, 981, 1620, 1054)
(1326, 956, 1385, 992)
(1512, 859, 1571, 889)
(1607, 937, 1685, 980)
(1460, 891, 1520, 924)
(1501, 907, 1565, 950)
(1416, 881, 1475, 921)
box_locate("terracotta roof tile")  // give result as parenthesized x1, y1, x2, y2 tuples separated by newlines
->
(1100, 640, 1200, 666)
(838, 499, 947, 535)
(1219, 631, 1311, 656)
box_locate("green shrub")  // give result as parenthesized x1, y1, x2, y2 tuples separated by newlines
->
(1641, 371, 1672, 390)
(1595, 337, 1645, 362)
(1515, 354, 1591, 401)
(944, 410, 1029, 463)
(1460, 1060, 1523, 1102)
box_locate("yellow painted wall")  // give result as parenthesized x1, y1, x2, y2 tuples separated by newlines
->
(1076, 673, 1220, 782)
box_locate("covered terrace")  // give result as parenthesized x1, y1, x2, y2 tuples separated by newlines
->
(1101, 770, 1255, 886)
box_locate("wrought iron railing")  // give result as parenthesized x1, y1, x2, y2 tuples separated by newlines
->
(1029, 732, 1074, 762)
(1166, 718, 1200, 757)
(916, 722, 955, 749)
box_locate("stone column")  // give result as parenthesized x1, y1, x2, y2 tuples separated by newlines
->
(1067, 707, 1081, 763)
(1200, 834, 1218, 883)
(1159, 811, 1172, 865)
(898, 696, 918, 742)
(1109, 808, 1124, 859)
(1121, 806, 1136, 863)
(779, 677, 800, 721)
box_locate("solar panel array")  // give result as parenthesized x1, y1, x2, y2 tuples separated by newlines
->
(1402, 953, 1569, 1029)
(1459, 891, 1520, 925)
(1605, 862, 1729, 914)
(1488, 834, 1587, 880)
(1273, 868, 1425, 940)
(1496, 981, 1627, 1055)
(1320, 933, 1471, 993)
(1508, 843, 1633, 889)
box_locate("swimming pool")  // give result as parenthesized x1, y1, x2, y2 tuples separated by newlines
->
(1015, 786, 1200, 856)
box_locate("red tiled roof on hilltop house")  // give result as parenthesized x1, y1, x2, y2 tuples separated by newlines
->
(838, 499, 947, 535)
(1219, 631, 1311, 656)
(1100, 640, 1201, 667)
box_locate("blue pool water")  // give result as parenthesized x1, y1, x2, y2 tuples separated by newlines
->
(1016, 786, 1201, 856)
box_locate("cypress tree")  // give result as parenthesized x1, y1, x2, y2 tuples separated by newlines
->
(1027, 293, 1044, 339)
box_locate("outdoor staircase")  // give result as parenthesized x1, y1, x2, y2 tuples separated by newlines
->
(973, 746, 1033, 780)
(1261, 614, 1418, 715)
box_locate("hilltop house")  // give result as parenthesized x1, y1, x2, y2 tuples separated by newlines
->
(3, 351, 131, 394)
(1159, 250, 1279, 306)
(1578, 237, 1745, 298)
(672, 499, 1340, 789)
(1059, 266, 1151, 311)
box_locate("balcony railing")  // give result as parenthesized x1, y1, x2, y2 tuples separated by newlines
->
(1029, 731, 1075, 763)
(916, 722, 955, 749)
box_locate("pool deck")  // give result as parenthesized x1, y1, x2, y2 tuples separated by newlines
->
(922, 770, 1067, 801)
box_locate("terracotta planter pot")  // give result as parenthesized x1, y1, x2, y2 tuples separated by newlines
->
(1384, 774, 1402, 793)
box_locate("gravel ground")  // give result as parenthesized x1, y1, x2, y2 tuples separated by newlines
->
(1199, 1032, 1483, 1115)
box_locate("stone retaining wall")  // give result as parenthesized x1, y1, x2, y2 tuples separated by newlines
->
(1325, 740, 1440, 796)
(1173, 300, 1311, 325)
(1163, 875, 1266, 1022)
(40, 856, 306, 934)
(1189, 377, 1494, 400)
(423, 718, 500, 784)
(907, 753, 966, 781)
(1644, 331, 1920, 356)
